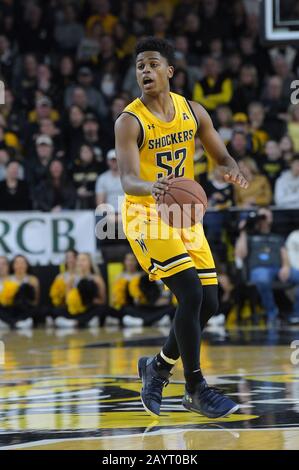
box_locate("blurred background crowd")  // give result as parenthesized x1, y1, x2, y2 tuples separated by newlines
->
(1, 0, 299, 329)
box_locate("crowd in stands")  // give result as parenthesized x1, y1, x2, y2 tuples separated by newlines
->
(0, 0, 299, 213)
(1, 0, 299, 328)
(0, 250, 176, 329)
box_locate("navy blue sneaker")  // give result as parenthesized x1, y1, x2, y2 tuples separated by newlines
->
(182, 379, 239, 418)
(138, 356, 171, 417)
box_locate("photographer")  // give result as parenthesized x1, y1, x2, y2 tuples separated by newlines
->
(234, 208, 286, 325)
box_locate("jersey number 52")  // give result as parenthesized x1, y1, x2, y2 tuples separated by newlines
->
(156, 148, 186, 179)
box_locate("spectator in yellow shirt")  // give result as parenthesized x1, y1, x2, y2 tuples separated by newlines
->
(193, 57, 233, 112)
(234, 157, 272, 208)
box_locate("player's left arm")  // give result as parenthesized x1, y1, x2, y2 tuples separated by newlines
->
(189, 101, 248, 189)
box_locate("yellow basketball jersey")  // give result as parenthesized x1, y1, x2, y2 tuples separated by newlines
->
(122, 92, 198, 206)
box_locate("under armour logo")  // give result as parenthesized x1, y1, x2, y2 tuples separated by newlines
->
(135, 235, 148, 253)
(183, 113, 189, 120)
(147, 124, 155, 129)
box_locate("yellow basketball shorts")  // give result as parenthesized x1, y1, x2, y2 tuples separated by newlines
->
(122, 201, 218, 286)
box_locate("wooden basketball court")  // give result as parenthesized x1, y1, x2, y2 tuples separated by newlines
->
(0, 325, 299, 450)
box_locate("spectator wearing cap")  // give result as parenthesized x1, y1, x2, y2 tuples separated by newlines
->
(95, 149, 124, 218)
(72, 144, 104, 209)
(193, 57, 233, 112)
(0, 160, 31, 211)
(65, 68, 107, 117)
(274, 155, 299, 208)
(28, 96, 60, 124)
(54, 3, 84, 54)
(26, 135, 54, 187)
(34, 159, 76, 212)
(231, 64, 260, 113)
(234, 157, 272, 208)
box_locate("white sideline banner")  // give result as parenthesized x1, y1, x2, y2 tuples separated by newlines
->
(0, 211, 96, 265)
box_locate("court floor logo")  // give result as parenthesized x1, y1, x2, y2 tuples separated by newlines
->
(1, 371, 299, 446)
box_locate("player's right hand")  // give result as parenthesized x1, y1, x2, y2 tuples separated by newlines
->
(151, 173, 175, 201)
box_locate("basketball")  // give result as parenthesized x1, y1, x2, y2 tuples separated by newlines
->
(157, 177, 208, 228)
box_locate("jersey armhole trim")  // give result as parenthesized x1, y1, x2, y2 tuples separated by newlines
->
(121, 111, 146, 150)
(185, 99, 199, 132)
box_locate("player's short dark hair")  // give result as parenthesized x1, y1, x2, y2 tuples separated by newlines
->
(135, 37, 175, 66)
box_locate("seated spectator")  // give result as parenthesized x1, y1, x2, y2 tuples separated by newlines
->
(34, 159, 77, 212)
(0, 255, 40, 329)
(54, 3, 84, 54)
(28, 96, 60, 124)
(171, 67, 192, 100)
(96, 149, 124, 219)
(248, 102, 270, 154)
(231, 64, 260, 113)
(258, 140, 286, 190)
(0, 257, 10, 320)
(14, 53, 38, 110)
(52, 252, 113, 328)
(261, 76, 288, 140)
(279, 135, 294, 165)
(72, 144, 103, 209)
(204, 167, 234, 262)
(206, 167, 234, 210)
(274, 154, 299, 208)
(49, 250, 78, 311)
(112, 252, 175, 327)
(39, 118, 65, 158)
(215, 105, 233, 143)
(82, 113, 105, 165)
(279, 230, 299, 324)
(192, 57, 233, 113)
(63, 105, 85, 162)
(85, 0, 118, 35)
(287, 105, 299, 152)
(0, 148, 10, 181)
(56, 56, 76, 100)
(235, 208, 286, 325)
(0, 160, 31, 211)
(64, 68, 107, 118)
(77, 20, 102, 64)
(0, 121, 20, 152)
(226, 130, 249, 160)
(26, 134, 55, 187)
(234, 157, 272, 208)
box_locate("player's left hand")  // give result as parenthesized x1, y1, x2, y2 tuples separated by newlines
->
(223, 165, 249, 189)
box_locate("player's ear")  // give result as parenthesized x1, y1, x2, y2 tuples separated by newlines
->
(168, 66, 174, 79)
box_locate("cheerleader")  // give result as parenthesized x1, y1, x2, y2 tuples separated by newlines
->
(53, 252, 115, 328)
(0, 255, 40, 329)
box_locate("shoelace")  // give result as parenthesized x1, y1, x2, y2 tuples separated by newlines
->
(200, 385, 226, 405)
(147, 376, 169, 402)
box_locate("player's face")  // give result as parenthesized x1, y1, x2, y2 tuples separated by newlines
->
(136, 51, 174, 95)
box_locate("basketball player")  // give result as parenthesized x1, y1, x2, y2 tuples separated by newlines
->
(115, 38, 248, 418)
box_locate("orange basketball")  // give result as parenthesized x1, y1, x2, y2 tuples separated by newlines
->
(157, 177, 208, 228)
